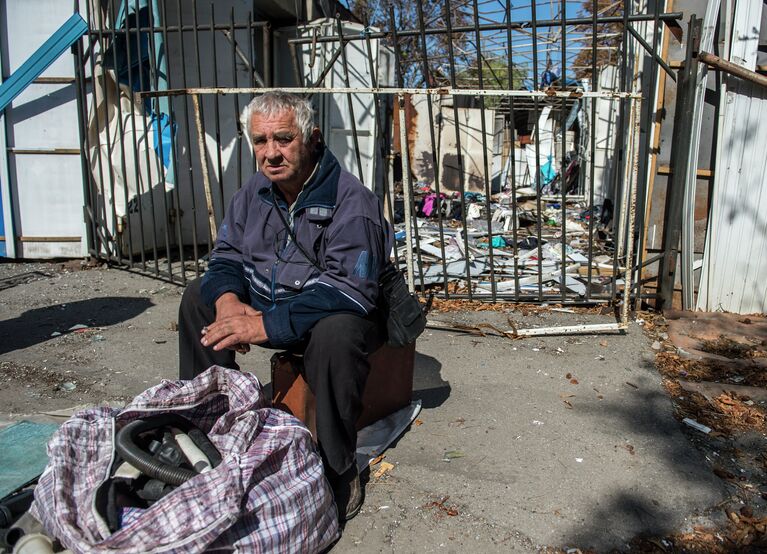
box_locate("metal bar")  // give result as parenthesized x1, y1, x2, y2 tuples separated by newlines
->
(17, 236, 81, 242)
(32, 77, 79, 84)
(335, 18, 364, 183)
(444, 0, 473, 301)
(626, 23, 676, 82)
(7, 149, 80, 155)
(263, 23, 272, 87)
(385, 7, 403, 268)
(289, 42, 304, 88)
(133, 0, 161, 276)
(192, 0, 212, 252)
(306, 46, 343, 91)
(511, 322, 625, 337)
(634, 0, 664, 308)
(229, 7, 242, 198)
(415, 0, 449, 297)
(86, 22, 268, 35)
(95, 5, 122, 264)
(398, 94, 415, 293)
(71, 1, 95, 262)
(161, 0, 186, 284)
(531, 0, 544, 301)
(699, 51, 767, 88)
(621, 97, 641, 325)
(192, 94, 217, 244)
(83, 4, 115, 262)
(657, 16, 700, 310)
(120, 0, 148, 270)
(146, 1, 175, 280)
(473, 0, 497, 300)
(141, 86, 639, 99)
(106, 0, 135, 268)
(559, 0, 567, 302)
(505, 0, 520, 301)
(177, 0, 200, 276)
(249, 12, 258, 176)
(220, 27, 265, 87)
(287, 13, 685, 45)
(210, 3, 226, 216)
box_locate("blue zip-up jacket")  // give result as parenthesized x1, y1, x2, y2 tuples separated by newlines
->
(200, 148, 392, 348)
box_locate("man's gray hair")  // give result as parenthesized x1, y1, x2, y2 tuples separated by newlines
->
(240, 92, 316, 147)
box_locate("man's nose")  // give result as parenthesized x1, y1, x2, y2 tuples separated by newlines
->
(264, 140, 281, 160)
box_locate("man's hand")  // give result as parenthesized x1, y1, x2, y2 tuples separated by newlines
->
(205, 293, 266, 352)
(214, 292, 258, 320)
(201, 313, 268, 351)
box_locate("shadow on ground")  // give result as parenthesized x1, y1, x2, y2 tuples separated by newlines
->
(556, 358, 728, 552)
(412, 351, 450, 409)
(0, 297, 154, 355)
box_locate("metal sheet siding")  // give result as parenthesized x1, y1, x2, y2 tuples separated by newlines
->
(696, 0, 767, 313)
(1, 1, 87, 258)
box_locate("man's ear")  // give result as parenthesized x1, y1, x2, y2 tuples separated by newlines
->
(310, 127, 323, 151)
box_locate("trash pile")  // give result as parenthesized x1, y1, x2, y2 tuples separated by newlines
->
(393, 188, 617, 298)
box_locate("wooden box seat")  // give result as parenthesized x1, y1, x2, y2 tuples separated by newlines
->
(270, 342, 416, 438)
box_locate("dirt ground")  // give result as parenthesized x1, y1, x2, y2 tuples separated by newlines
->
(2, 260, 766, 552)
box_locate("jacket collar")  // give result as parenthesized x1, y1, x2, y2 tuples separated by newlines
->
(257, 146, 341, 213)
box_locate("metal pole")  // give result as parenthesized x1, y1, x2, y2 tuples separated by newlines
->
(398, 94, 415, 293)
(192, 94, 217, 243)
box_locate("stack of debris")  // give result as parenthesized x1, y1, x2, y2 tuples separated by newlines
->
(393, 188, 617, 298)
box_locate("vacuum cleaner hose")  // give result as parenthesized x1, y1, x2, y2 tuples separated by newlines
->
(115, 414, 220, 486)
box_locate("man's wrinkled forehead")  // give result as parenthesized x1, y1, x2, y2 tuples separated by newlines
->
(250, 109, 299, 134)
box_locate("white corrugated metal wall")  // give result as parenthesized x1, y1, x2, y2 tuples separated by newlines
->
(696, 0, 767, 314)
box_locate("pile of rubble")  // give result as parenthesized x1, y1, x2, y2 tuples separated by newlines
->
(393, 188, 618, 298)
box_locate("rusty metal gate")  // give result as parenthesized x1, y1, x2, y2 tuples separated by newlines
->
(73, 0, 684, 322)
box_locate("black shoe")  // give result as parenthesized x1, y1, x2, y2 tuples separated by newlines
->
(330, 465, 363, 522)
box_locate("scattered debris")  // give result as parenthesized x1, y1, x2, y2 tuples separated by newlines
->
(373, 461, 395, 479)
(68, 324, 89, 331)
(442, 450, 465, 462)
(682, 417, 712, 434)
(57, 381, 77, 392)
(423, 496, 459, 517)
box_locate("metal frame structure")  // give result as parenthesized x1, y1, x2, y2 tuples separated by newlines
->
(72, 0, 683, 322)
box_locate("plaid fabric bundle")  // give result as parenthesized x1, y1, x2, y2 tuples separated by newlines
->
(30, 366, 340, 553)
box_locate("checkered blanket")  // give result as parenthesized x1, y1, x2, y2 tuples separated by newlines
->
(30, 366, 339, 553)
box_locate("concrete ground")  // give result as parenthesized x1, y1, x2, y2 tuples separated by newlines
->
(0, 261, 726, 552)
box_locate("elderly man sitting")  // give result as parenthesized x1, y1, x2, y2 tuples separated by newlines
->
(177, 92, 391, 521)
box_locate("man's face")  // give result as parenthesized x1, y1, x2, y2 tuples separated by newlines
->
(250, 110, 317, 191)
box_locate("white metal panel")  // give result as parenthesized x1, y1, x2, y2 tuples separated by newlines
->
(7, 83, 81, 148)
(680, 0, 720, 309)
(1, 0, 87, 258)
(697, 0, 767, 314)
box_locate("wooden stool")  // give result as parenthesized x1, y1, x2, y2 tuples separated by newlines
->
(270, 342, 416, 438)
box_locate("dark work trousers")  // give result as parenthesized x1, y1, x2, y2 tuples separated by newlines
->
(178, 278, 383, 476)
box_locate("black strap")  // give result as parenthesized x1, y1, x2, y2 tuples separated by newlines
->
(271, 190, 326, 272)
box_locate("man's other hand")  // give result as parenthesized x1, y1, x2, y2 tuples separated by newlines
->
(207, 293, 265, 352)
(214, 292, 258, 320)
